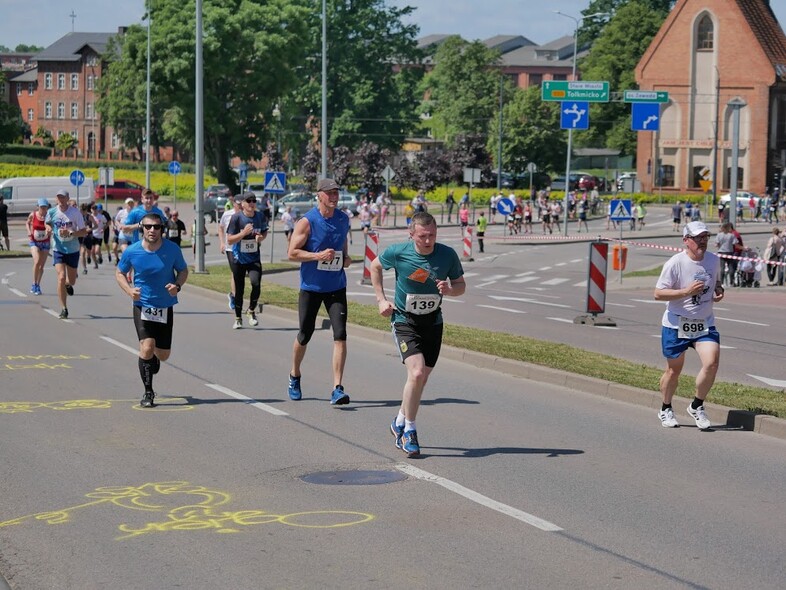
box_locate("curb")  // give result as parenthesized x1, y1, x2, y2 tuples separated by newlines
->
(191, 284, 786, 441)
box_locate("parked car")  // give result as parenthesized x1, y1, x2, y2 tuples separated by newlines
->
(273, 190, 316, 217)
(337, 190, 359, 216)
(719, 192, 762, 208)
(549, 174, 582, 191)
(574, 172, 596, 191)
(200, 196, 226, 223)
(515, 171, 552, 191)
(95, 179, 154, 203)
(616, 172, 637, 191)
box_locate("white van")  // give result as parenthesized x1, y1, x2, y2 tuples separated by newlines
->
(0, 176, 95, 215)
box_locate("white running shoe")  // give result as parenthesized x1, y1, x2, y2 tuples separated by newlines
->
(233, 318, 242, 330)
(248, 310, 259, 326)
(687, 404, 711, 430)
(658, 407, 679, 428)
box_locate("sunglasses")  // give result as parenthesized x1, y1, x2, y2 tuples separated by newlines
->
(245, 197, 257, 203)
(142, 223, 163, 230)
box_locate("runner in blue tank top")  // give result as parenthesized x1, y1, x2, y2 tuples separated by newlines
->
(286, 178, 352, 405)
(370, 212, 466, 457)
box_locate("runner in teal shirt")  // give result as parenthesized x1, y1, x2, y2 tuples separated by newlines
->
(371, 212, 466, 457)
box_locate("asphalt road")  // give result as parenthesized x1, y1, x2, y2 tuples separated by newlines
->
(1, 249, 786, 589)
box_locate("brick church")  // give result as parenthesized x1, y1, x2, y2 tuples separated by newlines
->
(635, 0, 786, 195)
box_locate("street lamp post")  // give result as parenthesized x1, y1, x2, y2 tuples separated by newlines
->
(320, 0, 328, 180)
(272, 103, 282, 154)
(727, 97, 746, 227)
(145, 0, 152, 189)
(553, 11, 609, 236)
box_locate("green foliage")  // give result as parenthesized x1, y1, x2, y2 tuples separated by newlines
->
(421, 37, 501, 143)
(55, 134, 76, 152)
(34, 126, 54, 147)
(579, 0, 674, 44)
(294, 0, 423, 151)
(14, 44, 44, 53)
(353, 142, 391, 192)
(448, 134, 492, 183)
(0, 144, 51, 159)
(0, 97, 22, 146)
(577, 1, 667, 156)
(493, 86, 565, 175)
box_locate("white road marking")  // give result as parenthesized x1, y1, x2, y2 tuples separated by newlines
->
(572, 280, 587, 287)
(538, 266, 552, 271)
(508, 276, 539, 284)
(462, 272, 480, 278)
(395, 463, 562, 532)
(489, 295, 571, 309)
(477, 305, 527, 313)
(606, 302, 635, 308)
(546, 317, 574, 323)
(555, 262, 568, 267)
(515, 271, 535, 276)
(206, 383, 289, 416)
(715, 317, 768, 327)
(631, 299, 663, 304)
(101, 336, 140, 355)
(540, 278, 571, 286)
(570, 259, 583, 264)
(748, 374, 786, 388)
(44, 308, 73, 323)
(9, 288, 26, 297)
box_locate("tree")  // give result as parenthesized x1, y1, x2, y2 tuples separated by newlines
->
(0, 101, 22, 146)
(14, 44, 44, 53)
(489, 86, 566, 176)
(420, 37, 501, 144)
(412, 149, 450, 194)
(394, 158, 417, 191)
(34, 126, 54, 147)
(579, 0, 674, 44)
(55, 133, 76, 152)
(301, 142, 321, 189)
(330, 146, 352, 187)
(101, 0, 311, 187)
(446, 134, 493, 184)
(294, 0, 423, 153)
(353, 141, 391, 193)
(576, 1, 668, 156)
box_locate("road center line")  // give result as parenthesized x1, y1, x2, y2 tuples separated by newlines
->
(100, 336, 140, 355)
(206, 383, 289, 416)
(715, 316, 768, 327)
(477, 305, 527, 313)
(395, 463, 562, 532)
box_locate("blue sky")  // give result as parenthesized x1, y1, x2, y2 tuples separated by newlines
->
(1, 0, 785, 49)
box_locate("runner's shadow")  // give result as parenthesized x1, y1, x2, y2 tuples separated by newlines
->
(176, 395, 286, 406)
(338, 397, 481, 411)
(423, 446, 584, 458)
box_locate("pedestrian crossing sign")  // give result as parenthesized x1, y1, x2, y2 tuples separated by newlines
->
(264, 171, 287, 194)
(609, 199, 632, 221)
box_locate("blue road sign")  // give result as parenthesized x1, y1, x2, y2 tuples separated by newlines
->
(560, 101, 589, 130)
(168, 161, 182, 175)
(496, 197, 515, 216)
(69, 169, 85, 187)
(264, 171, 286, 194)
(238, 162, 248, 183)
(631, 102, 661, 132)
(609, 199, 633, 221)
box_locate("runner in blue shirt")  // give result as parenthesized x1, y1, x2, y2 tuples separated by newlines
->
(116, 212, 189, 408)
(226, 192, 268, 329)
(370, 211, 466, 457)
(120, 188, 167, 244)
(286, 178, 352, 405)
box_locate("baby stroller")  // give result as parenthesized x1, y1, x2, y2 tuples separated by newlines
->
(736, 247, 761, 288)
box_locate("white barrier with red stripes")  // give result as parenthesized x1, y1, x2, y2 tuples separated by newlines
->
(361, 231, 379, 285)
(586, 242, 608, 314)
(462, 226, 474, 261)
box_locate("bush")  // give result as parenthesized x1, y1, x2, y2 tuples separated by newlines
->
(0, 144, 51, 160)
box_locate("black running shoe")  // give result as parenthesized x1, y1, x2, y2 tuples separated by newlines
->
(58, 308, 69, 319)
(66, 284, 74, 296)
(140, 392, 155, 408)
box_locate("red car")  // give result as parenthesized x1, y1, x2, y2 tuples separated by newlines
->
(95, 179, 157, 202)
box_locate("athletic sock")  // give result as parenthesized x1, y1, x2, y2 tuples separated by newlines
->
(661, 403, 672, 412)
(138, 357, 154, 392)
(151, 355, 160, 375)
(404, 419, 416, 433)
(691, 397, 704, 410)
(395, 410, 406, 428)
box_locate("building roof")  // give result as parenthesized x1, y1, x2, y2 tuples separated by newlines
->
(8, 68, 37, 83)
(34, 32, 115, 62)
(417, 34, 454, 52)
(736, 0, 786, 79)
(482, 35, 536, 55)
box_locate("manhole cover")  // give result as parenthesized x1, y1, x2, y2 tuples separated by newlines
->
(301, 469, 407, 485)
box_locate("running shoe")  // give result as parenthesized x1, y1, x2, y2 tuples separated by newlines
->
(34, 284, 41, 295)
(330, 385, 350, 405)
(30, 283, 37, 294)
(390, 419, 404, 449)
(66, 284, 74, 296)
(227, 292, 235, 311)
(140, 391, 155, 408)
(248, 310, 259, 326)
(233, 318, 242, 330)
(687, 404, 711, 430)
(401, 430, 420, 457)
(58, 308, 69, 319)
(658, 407, 679, 428)
(98, 255, 103, 264)
(288, 374, 302, 401)
(82, 268, 87, 275)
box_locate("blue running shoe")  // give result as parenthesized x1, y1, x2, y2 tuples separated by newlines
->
(288, 374, 302, 401)
(390, 419, 404, 450)
(330, 385, 350, 405)
(401, 430, 420, 457)
(34, 284, 41, 295)
(227, 292, 235, 311)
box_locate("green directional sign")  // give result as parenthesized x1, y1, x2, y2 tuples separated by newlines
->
(541, 81, 610, 103)
(623, 90, 669, 103)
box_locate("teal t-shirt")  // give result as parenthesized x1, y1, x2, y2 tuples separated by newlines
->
(378, 241, 464, 325)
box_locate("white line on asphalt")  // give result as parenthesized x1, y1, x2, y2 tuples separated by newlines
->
(477, 305, 527, 313)
(572, 280, 587, 287)
(206, 383, 289, 416)
(100, 336, 140, 355)
(555, 262, 567, 267)
(1, 278, 7, 285)
(508, 276, 539, 284)
(715, 316, 768, 327)
(540, 278, 571, 286)
(748, 374, 786, 388)
(546, 317, 574, 323)
(9, 288, 26, 297)
(44, 308, 73, 323)
(714, 307, 730, 311)
(515, 271, 535, 276)
(606, 302, 635, 308)
(538, 266, 552, 271)
(489, 295, 571, 309)
(462, 272, 480, 278)
(395, 463, 562, 532)
(630, 299, 663, 304)
(570, 259, 583, 264)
